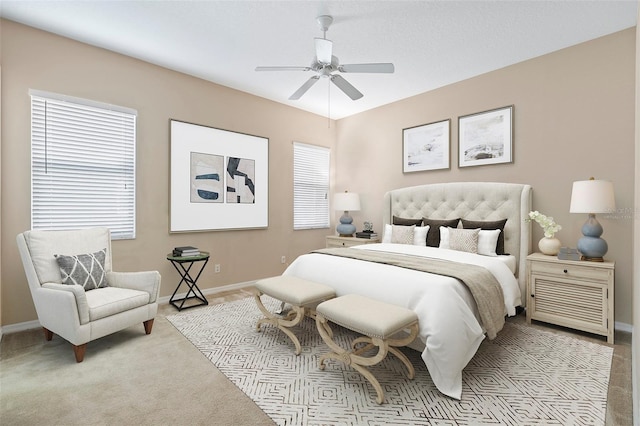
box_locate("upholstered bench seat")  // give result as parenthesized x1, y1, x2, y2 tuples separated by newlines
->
(315, 294, 419, 404)
(254, 275, 335, 355)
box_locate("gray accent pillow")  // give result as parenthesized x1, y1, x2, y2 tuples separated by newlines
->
(392, 216, 423, 226)
(461, 218, 508, 255)
(422, 218, 460, 247)
(55, 249, 107, 291)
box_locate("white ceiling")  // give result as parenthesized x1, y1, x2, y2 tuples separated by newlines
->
(1, 1, 637, 119)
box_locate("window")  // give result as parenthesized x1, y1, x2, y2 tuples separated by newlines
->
(293, 142, 330, 230)
(30, 90, 136, 239)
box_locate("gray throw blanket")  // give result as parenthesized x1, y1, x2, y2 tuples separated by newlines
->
(311, 247, 506, 339)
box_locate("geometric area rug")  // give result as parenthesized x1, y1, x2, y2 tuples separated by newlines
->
(167, 296, 613, 426)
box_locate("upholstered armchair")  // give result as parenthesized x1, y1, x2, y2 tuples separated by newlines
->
(16, 227, 161, 362)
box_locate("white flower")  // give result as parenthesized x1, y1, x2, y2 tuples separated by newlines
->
(526, 210, 562, 238)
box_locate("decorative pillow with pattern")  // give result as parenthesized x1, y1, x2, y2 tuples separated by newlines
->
(447, 228, 480, 253)
(439, 227, 478, 253)
(383, 224, 430, 246)
(55, 249, 108, 291)
(390, 225, 415, 245)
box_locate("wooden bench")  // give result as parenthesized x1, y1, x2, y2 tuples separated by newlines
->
(315, 294, 419, 404)
(254, 275, 335, 355)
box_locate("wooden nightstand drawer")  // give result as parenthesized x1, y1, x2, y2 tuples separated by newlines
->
(326, 236, 380, 248)
(529, 260, 611, 282)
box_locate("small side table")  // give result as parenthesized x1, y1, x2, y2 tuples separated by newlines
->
(167, 251, 210, 311)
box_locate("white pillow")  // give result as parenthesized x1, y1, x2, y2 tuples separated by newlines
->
(440, 226, 501, 256)
(382, 224, 393, 243)
(382, 224, 430, 246)
(413, 225, 430, 246)
(477, 229, 501, 256)
(439, 226, 452, 248)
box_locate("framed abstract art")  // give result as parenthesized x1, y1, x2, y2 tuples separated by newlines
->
(170, 119, 268, 232)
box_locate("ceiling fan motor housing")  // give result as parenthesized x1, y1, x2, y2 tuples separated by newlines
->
(317, 15, 333, 32)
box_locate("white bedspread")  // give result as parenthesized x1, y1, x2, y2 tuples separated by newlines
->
(283, 243, 521, 399)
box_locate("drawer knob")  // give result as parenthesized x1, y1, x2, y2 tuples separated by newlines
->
(531, 294, 535, 298)
(563, 269, 568, 273)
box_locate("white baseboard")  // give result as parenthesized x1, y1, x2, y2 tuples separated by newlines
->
(0, 281, 259, 340)
(1, 319, 41, 336)
(615, 321, 633, 334)
(634, 331, 639, 426)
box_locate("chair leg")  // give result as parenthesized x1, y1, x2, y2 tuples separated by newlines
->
(73, 344, 87, 363)
(43, 327, 53, 341)
(143, 319, 154, 335)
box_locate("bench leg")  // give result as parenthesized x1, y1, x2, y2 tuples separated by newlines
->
(253, 290, 305, 355)
(316, 313, 388, 404)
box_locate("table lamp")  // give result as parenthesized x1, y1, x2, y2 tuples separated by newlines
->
(569, 178, 615, 261)
(333, 191, 360, 237)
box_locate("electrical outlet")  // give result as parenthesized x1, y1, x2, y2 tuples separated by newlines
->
(214, 264, 221, 273)
(281, 256, 286, 264)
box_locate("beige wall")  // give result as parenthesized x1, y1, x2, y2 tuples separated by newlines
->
(336, 28, 636, 326)
(0, 21, 636, 331)
(0, 20, 336, 325)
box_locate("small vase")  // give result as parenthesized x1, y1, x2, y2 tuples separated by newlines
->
(539, 237, 561, 256)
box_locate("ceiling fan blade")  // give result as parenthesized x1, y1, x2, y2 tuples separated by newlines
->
(339, 63, 395, 73)
(255, 66, 311, 72)
(289, 76, 320, 100)
(331, 75, 363, 100)
(315, 38, 333, 65)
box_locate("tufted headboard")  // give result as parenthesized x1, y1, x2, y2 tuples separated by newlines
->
(382, 182, 532, 303)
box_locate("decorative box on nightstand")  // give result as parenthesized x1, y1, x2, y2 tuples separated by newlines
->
(326, 235, 381, 248)
(526, 252, 615, 343)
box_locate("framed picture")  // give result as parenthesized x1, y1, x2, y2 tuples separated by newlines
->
(402, 119, 450, 173)
(170, 119, 268, 232)
(458, 105, 513, 167)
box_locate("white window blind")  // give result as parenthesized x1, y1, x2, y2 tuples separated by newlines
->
(293, 142, 330, 230)
(30, 90, 136, 239)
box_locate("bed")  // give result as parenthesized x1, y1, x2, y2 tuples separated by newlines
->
(283, 182, 532, 399)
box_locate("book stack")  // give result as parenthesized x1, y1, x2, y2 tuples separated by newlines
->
(355, 232, 378, 239)
(557, 247, 580, 261)
(173, 246, 200, 257)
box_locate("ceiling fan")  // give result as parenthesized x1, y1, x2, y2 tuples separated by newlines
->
(255, 15, 395, 101)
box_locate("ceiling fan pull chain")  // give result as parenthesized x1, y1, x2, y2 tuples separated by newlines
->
(327, 79, 331, 128)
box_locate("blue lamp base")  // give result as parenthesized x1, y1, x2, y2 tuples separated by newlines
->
(577, 213, 607, 261)
(336, 212, 355, 237)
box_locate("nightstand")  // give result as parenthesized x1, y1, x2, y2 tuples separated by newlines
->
(526, 252, 614, 343)
(326, 235, 381, 248)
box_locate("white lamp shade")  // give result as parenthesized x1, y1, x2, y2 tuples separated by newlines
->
(333, 192, 361, 211)
(569, 180, 616, 213)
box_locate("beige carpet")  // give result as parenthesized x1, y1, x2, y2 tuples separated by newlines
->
(167, 296, 615, 426)
(0, 314, 274, 425)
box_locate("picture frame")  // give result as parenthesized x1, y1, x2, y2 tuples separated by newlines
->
(402, 119, 450, 173)
(458, 105, 513, 168)
(170, 119, 269, 232)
